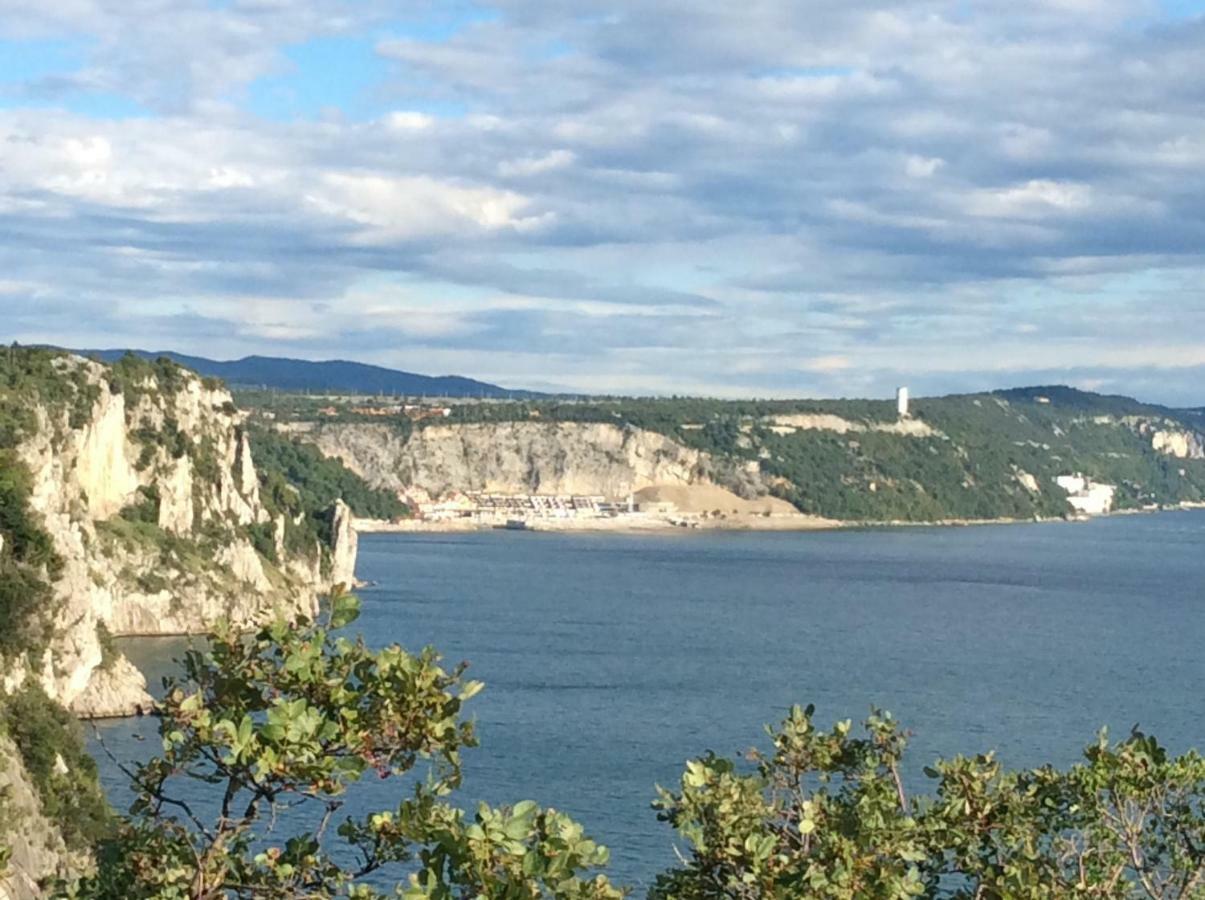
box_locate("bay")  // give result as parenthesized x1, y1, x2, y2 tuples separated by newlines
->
(93, 511, 1205, 892)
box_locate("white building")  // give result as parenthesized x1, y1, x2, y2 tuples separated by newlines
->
(1055, 474, 1088, 494)
(896, 386, 910, 418)
(1056, 473, 1116, 515)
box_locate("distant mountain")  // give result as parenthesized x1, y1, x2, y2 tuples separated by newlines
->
(74, 350, 542, 398)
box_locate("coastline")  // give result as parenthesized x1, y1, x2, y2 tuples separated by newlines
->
(354, 512, 842, 534)
(354, 502, 1205, 537)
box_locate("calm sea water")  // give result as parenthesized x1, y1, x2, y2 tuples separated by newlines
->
(93, 512, 1205, 891)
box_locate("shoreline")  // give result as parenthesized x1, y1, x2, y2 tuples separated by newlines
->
(354, 502, 1205, 537)
(354, 512, 841, 534)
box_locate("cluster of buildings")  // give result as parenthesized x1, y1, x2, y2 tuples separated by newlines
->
(417, 492, 631, 523)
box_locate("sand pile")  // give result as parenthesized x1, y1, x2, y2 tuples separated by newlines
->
(634, 484, 799, 516)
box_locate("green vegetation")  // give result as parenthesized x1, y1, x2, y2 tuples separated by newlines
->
(94, 514, 243, 598)
(234, 380, 1205, 522)
(0, 345, 100, 443)
(0, 684, 111, 852)
(0, 450, 63, 658)
(95, 620, 118, 671)
(249, 426, 409, 522)
(57, 599, 1205, 898)
(0, 347, 114, 872)
(68, 594, 621, 899)
(651, 704, 1205, 898)
(117, 486, 162, 526)
(106, 353, 189, 416)
(250, 426, 402, 563)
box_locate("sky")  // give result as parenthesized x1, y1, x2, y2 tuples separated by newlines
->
(2, 1, 1205, 403)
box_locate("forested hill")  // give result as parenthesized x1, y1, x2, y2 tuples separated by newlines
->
(256, 384, 1205, 523)
(73, 349, 541, 399)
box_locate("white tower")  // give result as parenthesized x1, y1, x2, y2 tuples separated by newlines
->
(896, 386, 910, 418)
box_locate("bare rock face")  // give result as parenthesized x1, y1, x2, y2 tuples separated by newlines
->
(0, 736, 75, 900)
(6, 356, 354, 718)
(1151, 428, 1205, 460)
(329, 499, 359, 590)
(294, 420, 770, 502)
(68, 656, 152, 720)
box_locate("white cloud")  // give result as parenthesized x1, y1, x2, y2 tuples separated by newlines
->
(904, 155, 945, 178)
(497, 149, 576, 177)
(2, 0, 1205, 401)
(305, 173, 544, 240)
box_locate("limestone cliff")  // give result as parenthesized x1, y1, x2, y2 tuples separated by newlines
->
(1150, 427, 1205, 460)
(0, 735, 73, 900)
(3, 354, 356, 718)
(282, 420, 769, 502)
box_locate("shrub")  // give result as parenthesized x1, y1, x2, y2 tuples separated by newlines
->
(57, 604, 1205, 899)
(67, 595, 621, 899)
(0, 452, 63, 658)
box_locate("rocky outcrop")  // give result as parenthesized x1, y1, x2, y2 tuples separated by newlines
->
(284, 420, 769, 502)
(768, 413, 939, 438)
(67, 657, 152, 720)
(5, 356, 355, 718)
(0, 736, 74, 900)
(328, 499, 359, 590)
(1151, 428, 1205, 460)
(1118, 417, 1205, 460)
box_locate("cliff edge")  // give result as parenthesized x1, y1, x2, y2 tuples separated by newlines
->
(1, 352, 356, 718)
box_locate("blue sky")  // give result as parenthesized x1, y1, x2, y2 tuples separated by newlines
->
(1, 0, 1205, 402)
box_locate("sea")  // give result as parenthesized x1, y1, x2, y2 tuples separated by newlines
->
(92, 511, 1205, 892)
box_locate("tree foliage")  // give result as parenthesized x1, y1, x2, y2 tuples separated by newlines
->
(58, 607, 1205, 899)
(651, 705, 1205, 899)
(68, 593, 621, 899)
(249, 427, 409, 524)
(0, 684, 112, 852)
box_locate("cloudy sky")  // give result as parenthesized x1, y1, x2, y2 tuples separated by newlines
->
(2, 1, 1204, 402)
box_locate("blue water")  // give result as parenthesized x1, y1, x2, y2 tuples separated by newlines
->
(92, 513, 1205, 892)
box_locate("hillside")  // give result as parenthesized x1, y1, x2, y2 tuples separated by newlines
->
(258, 386, 1205, 523)
(74, 349, 541, 399)
(0, 349, 395, 894)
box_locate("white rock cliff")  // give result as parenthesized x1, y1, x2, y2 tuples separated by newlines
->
(8, 356, 356, 718)
(284, 420, 770, 501)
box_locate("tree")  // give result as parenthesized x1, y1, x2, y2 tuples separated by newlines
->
(57, 604, 1204, 899)
(67, 592, 621, 899)
(650, 705, 1205, 899)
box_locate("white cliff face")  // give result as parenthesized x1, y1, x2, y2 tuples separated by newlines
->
(328, 499, 359, 590)
(72, 388, 141, 522)
(1119, 416, 1205, 460)
(290, 420, 765, 501)
(768, 413, 939, 438)
(6, 357, 356, 718)
(1151, 429, 1205, 460)
(69, 656, 153, 719)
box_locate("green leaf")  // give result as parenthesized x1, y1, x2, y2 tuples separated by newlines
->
(329, 592, 361, 629)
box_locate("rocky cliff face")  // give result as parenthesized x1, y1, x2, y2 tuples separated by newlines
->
(284, 420, 768, 502)
(0, 353, 360, 897)
(1150, 428, 1205, 460)
(0, 735, 74, 900)
(5, 355, 355, 718)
